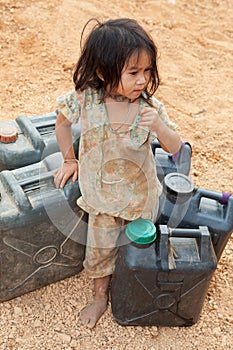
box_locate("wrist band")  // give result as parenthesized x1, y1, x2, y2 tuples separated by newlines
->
(64, 159, 79, 164)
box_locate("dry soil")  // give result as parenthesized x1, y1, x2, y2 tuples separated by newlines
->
(0, 1, 233, 349)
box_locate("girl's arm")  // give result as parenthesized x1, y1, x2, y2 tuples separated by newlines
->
(138, 106, 181, 154)
(53, 112, 79, 188)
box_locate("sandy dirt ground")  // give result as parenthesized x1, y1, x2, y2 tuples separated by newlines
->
(0, 0, 233, 349)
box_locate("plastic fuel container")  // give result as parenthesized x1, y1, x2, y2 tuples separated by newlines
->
(158, 173, 233, 260)
(0, 111, 81, 171)
(111, 225, 217, 327)
(0, 152, 87, 302)
(151, 141, 192, 182)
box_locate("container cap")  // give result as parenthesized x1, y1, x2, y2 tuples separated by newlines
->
(126, 218, 156, 244)
(0, 124, 18, 143)
(164, 173, 194, 196)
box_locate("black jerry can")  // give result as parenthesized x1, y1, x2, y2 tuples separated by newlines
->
(0, 112, 81, 171)
(111, 225, 217, 327)
(0, 152, 87, 302)
(158, 173, 233, 261)
(151, 141, 192, 182)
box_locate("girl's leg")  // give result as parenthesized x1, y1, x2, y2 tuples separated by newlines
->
(80, 213, 125, 328)
(80, 275, 111, 328)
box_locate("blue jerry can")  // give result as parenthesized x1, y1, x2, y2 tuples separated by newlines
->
(0, 152, 87, 302)
(111, 225, 217, 326)
(158, 172, 233, 260)
(151, 141, 192, 182)
(0, 111, 81, 171)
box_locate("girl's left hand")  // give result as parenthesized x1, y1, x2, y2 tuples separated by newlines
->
(138, 106, 161, 133)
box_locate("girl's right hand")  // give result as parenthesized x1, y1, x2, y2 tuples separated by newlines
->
(53, 161, 79, 189)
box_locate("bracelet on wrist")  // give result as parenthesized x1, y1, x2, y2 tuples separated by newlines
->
(64, 158, 79, 164)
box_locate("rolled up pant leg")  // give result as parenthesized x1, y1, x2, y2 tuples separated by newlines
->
(83, 213, 126, 279)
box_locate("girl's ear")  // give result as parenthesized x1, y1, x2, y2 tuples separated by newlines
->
(96, 69, 104, 81)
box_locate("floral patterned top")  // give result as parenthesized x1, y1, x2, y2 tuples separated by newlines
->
(57, 88, 177, 221)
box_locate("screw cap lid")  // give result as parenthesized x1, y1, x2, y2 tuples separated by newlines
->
(0, 124, 18, 143)
(126, 218, 157, 244)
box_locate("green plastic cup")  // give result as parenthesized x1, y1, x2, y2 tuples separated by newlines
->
(126, 218, 157, 245)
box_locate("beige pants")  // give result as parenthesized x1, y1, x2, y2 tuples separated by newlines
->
(83, 213, 127, 279)
(83, 202, 159, 279)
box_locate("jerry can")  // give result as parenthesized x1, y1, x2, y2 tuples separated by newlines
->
(0, 152, 87, 302)
(151, 141, 192, 182)
(0, 111, 81, 171)
(158, 173, 233, 261)
(111, 225, 217, 327)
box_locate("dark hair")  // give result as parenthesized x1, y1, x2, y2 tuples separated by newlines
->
(73, 18, 160, 99)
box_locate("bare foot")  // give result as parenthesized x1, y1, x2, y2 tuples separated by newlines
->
(79, 296, 108, 329)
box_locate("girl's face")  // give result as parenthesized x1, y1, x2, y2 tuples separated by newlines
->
(113, 49, 152, 100)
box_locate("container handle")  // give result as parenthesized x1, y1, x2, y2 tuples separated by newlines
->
(219, 192, 232, 204)
(0, 170, 31, 210)
(17, 171, 54, 187)
(169, 142, 192, 162)
(151, 140, 192, 161)
(16, 116, 45, 152)
(158, 225, 214, 270)
(192, 188, 232, 208)
(150, 140, 161, 154)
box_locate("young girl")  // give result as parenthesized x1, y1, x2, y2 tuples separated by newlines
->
(53, 18, 181, 328)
